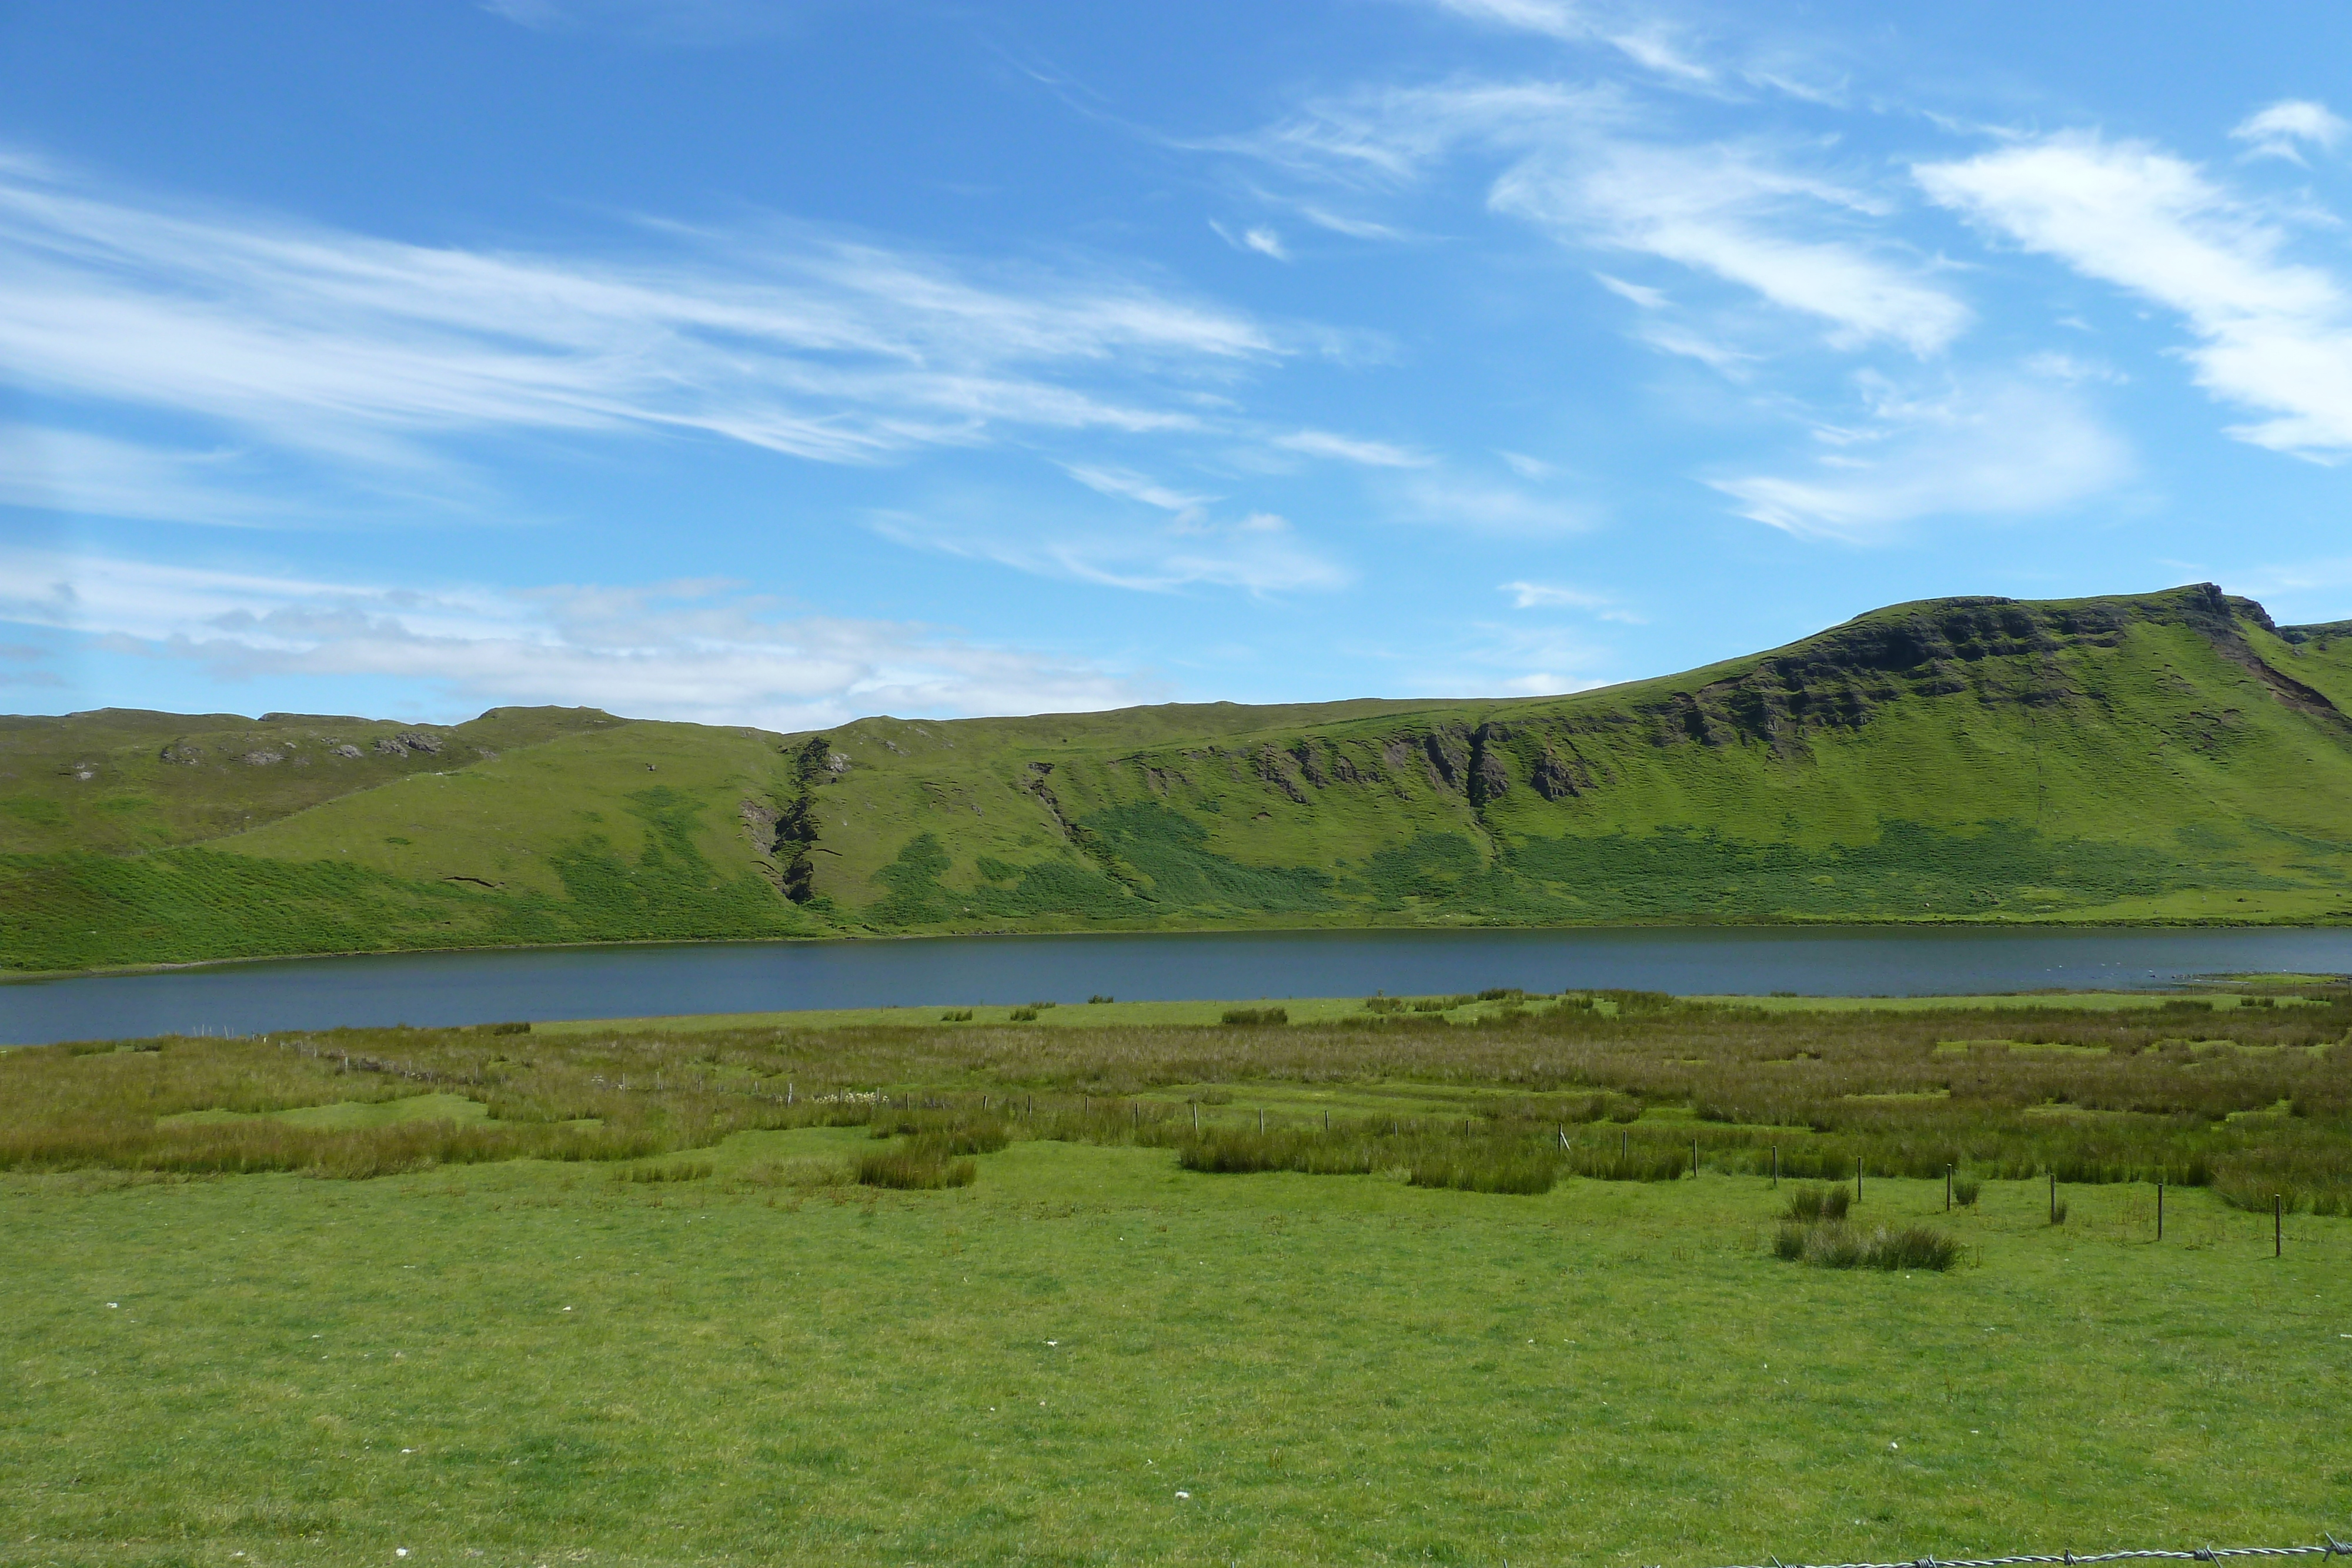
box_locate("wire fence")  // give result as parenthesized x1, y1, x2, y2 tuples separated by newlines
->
(1707, 1537, 2352, 1568)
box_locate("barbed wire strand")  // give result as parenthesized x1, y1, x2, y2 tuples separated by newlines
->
(1708, 1534, 2352, 1568)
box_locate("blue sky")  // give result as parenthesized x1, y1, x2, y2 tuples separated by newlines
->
(4, 0, 2350, 728)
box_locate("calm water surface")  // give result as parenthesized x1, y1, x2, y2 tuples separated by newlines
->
(6, 925, 2352, 1045)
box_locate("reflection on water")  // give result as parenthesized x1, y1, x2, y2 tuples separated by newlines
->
(6, 925, 2351, 1046)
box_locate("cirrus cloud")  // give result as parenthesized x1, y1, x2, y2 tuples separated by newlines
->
(1918, 131, 2352, 459)
(0, 547, 1154, 728)
(0, 148, 1289, 480)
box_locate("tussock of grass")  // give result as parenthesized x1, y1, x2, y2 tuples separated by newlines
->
(867, 1111, 1010, 1156)
(1776, 1221, 1961, 1271)
(1563, 1144, 1690, 1182)
(1405, 1148, 1560, 1194)
(1176, 1127, 1381, 1176)
(1221, 1007, 1289, 1026)
(855, 1138, 977, 1189)
(1784, 1184, 1852, 1222)
(613, 1159, 713, 1183)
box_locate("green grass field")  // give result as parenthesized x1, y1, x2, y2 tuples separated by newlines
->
(5, 1136, 2344, 1567)
(4, 987, 2350, 1564)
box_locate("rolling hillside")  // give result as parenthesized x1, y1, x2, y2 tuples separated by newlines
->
(6, 583, 2352, 973)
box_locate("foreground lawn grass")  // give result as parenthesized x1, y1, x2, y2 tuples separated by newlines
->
(4, 1139, 2346, 1567)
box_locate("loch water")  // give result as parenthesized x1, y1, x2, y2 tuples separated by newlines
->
(6, 924, 2352, 1045)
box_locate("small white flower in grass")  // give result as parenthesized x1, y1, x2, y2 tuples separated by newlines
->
(106, 1303, 118, 1309)
(1045, 1340, 1057, 1346)
(396, 1552, 409, 1559)
(1889, 1441, 1899, 1449)
(1175, 1490, 1191, 1500)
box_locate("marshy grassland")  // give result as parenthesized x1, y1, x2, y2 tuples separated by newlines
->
(4, 985, 2349, 1566)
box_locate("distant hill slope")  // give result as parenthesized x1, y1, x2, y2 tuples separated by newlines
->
(6, 583, 2352, 974)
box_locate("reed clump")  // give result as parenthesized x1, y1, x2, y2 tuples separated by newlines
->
(1784, 1184, 1852, 1222)
(1405, 1146, 1561, 1195)
(614, 1159, 713, 1184)
(867, 1109, 1010, 1155)
(1776, 1221, 1959, 1271)
(856, 1137, 977, 1189)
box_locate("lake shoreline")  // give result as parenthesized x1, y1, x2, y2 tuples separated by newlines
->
(6, 908, 2344, 987)
(11, 922, 2352, 1047)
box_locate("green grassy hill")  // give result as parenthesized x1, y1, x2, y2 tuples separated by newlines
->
(8, 583, 2352, 972)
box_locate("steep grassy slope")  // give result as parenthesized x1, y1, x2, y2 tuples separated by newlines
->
(0, 712, 824, 972)
(769, 584, 2352, 934)
(6, 584, 2351, 971)
(0, 706, 626, 854)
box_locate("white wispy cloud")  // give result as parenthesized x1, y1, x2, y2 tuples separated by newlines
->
(1709, 373, 2132, 541)
(1377, 617, 1618, 697)
(480, 0, 813, 45)
(1918, 131, 2352, 457)
(0, 423, 336, 528)
(2230, 100, 2348, 165)
(1429, 0, 1713, 85)
(1395, 476, 1598, 535)
(868, 507, 1351, 597)
(1197, 80, 1609, 190)
(1272, 429, 1432, 467)
(1593, 271, 1668, 309)
(0, 547, 1151, 727)
(1496, 450, 1555, 479)
(1208, 219, 1292, 260)
(1209, 85, 1965, 357)
(1060, 464, 1218, 515)
(1498, 139, 1969, 355)
(0, 151, 1287, 483)
(0, 638, 63, 690)
(1292, 203, 1407, 240)
(1499, 580, 1644, 620)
